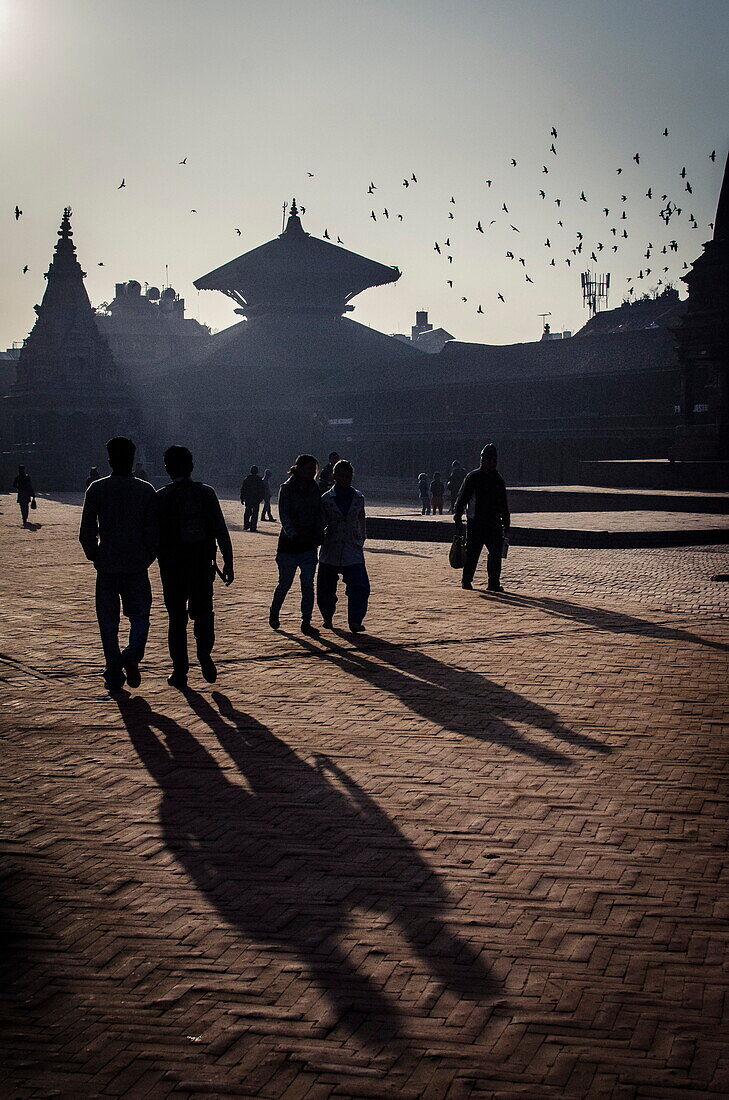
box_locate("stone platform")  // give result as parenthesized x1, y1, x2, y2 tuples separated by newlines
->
(1, 494, 728, 1098)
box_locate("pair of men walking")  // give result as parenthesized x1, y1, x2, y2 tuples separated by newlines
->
(79, 437, 233, 692)
(269, 454, 370, 636)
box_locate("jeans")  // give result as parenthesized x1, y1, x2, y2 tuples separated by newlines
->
(160, 555, 215, 674)
(271, 550, 317, 622)
(317, 562, 370, 629)
(95, 570, 152, 675)
(462, 522, 503, 586)
(243, 501, 261, 531)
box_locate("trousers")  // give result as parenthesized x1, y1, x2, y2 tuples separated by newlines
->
(160, 554, 215, 674)
(95, 570, 152, 673)
(271, 550, 317, 622)
(317, 562, 370, 628)
(462, 521, 503, 586)
(243, 501, 261, 531)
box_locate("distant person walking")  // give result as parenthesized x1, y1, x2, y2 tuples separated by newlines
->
(12, 465, 35, 527)
(454, 443, 510, 592)
(240, 465, 266, 531)
(317, 460, 370, 633)
(157, 446, 234, 689)
(418, 472, 431, 515)
(269, 454, 324, 636)
(86, 466, 100, 489)
(79, 437, 158, 691)
(261, 468, 275, 521)
(447, 460, 465, 513)
(317, 451, 340, 494)
(430, 472, 445, 515)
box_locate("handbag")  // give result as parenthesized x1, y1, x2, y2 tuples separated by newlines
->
(448, 531, 465, 569)
(30, 499, 37, 510)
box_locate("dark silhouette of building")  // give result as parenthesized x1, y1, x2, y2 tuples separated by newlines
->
(2, 209, 141, 487)
(672, 150, 729, 461)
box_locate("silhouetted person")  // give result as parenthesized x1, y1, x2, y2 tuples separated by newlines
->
(270, 454, 324, 636)
(86, 465, 100, 489)
(79, 437, 158, 691)
(317, 460, 370, 633)
(447, 460, 465, 512)
(430, 472, 445, 515)
(454, 443, 510, 592)
(261, 468, 274, 521)
(156, 445, 234, 689)
(239, 465, 265, 531)
(12, 465, 35, 526)
(317, 451, 340, 493)
(417, 472, 431, 514)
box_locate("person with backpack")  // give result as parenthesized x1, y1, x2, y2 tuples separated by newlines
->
(156, 445, 234, 688)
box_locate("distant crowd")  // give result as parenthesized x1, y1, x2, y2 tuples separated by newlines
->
(10, 440, 510, 691)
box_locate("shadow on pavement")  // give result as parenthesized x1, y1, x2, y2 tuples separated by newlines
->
(287, 633, 611, 765)
(116, 691, 499, 1044)
(497, 592, 729, 653)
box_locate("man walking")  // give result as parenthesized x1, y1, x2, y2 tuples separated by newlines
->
(317, 460, 370, 633)
(79, 437, 158, 691)
(157, 446, 234, 688)
(454, 443, 510, 592)
(12, 464, 36, 527)
(240, 465, 266, 531)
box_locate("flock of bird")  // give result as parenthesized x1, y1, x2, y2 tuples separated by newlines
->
(10, 132, 721, 326)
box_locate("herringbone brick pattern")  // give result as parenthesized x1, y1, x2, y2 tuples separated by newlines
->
(1, 494, 727, 1098)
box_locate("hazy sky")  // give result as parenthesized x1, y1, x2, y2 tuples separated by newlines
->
(2, 0, 727, 349)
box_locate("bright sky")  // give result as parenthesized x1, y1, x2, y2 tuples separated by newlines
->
(2, 0, 727, 350)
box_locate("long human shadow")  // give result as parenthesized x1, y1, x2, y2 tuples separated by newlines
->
(491, 592, 729, 653)
(116, 691, 499, 1043)
(287, 633, 610, 766)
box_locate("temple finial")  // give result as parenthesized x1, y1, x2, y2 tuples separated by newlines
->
(59, 206, 73, 239)
(283, 197, 306, 237)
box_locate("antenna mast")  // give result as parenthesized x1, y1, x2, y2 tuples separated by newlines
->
(581, 270, 610, 316)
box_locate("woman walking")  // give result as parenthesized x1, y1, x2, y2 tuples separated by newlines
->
(269, 455, 324, 635)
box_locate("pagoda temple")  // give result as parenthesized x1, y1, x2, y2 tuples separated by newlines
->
(672, 150, 729, 460)
(143, 202, 426, 477)
(4, 209, 142, 487)
(194, 199, 401, 325)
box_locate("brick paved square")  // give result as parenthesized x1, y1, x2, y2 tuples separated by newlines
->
(1, 494, 727, 1098)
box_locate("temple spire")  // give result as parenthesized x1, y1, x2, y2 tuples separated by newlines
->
(283, 197, 307, 237)
(712, 149, 729, 242)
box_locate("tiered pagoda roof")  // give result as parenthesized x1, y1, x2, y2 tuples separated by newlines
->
(194, 200, 401, 320)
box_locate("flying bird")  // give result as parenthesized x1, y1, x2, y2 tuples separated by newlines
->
(477, 305, 484, 314)
(450, 196, 456, 204)
(617, 168, 623, 175)
(510, 225, 520, 232)
(506, 251, 514, 259)
(98, 261, 104, 266)
(565, 258, 571, 266)
(434, 241, 441, 253)
(476, 221, 484, 233)
(550, 143, 557, 154)
(502, 203, 508, 212)
(461, 296, 467, 302)
(22, 264, 28, 273)
(646, 188, 652, 199)
(603, 208, 609, 216)
(14, 206, 22, 220)
(447, 279, 453, 287)
(544, 237, 551, 247)
(551, 127, 557, 138)
(497, 293, 505, 302)
(448, 211, 454, 219)
(397, 214, 403, 221)
(383, 208, 389, 218)
(234, 228, 241, 235)
(179, 157, 187, 165)
(370, 210, 376, 220)
(539, 190, 546, 199)
(685, 181, 692, 193)
(448, 255, 453, 263)
(580, 191, 587, 201)
(542, 165, 549, 174)
(663, 128, 668, 136)
(337, 235, 343, 243)
(307, 172, 314, 177)
(485, 180, 492, 187)
(680, 167, 687, 178)
(118, 179, 125, 189)
(445, 237, 450, 246)
(403, 178, 409, 187)
(323, 229, 330, 239)
(710, 150, 716, 162)
(554, 198, 561, 207)
(190, 209, 197, 213)
(368, 183, 375, 194)
(525, 274, 533, 283)
(511, 158, 517, 166)
(633, 153, 640, 164)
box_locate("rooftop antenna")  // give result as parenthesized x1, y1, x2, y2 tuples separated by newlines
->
(165, 264, 169, 290)
(581, 270, 610, 316)
(538, 311, 551, 331)
(282, 201, 288, 233)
